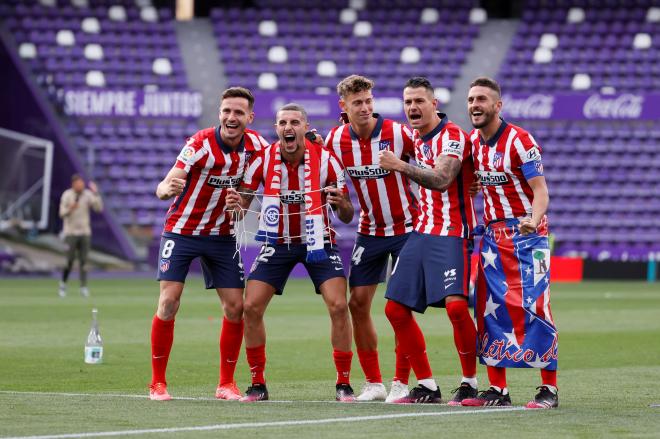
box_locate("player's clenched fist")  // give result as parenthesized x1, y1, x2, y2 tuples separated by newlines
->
(164, 177, 186, 198)
(225, 187, 241, 210)
(518, 217, 538, 235)
(378, 150, 403, 172)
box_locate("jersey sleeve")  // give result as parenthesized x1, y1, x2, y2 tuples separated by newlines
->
(440, 126, 466, 161)
(174, 134, 207, 172)
(513, 131, 544, 180)
(326, 149, 349, 194)
(241, 149, 265, 191)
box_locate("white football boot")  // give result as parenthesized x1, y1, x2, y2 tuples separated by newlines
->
(356, 382, 387, 401)
(385, 380, 409, 403)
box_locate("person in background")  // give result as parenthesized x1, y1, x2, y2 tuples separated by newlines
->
(58, 174, 103, 298)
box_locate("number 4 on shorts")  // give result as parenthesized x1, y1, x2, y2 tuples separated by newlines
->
(351, 245, 365, 265)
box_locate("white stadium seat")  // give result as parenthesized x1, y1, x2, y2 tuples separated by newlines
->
(434, 87, 451, 104)
(539, 33, 558, 49)
(353, 21, 372, 37)
(108, 5, 127, 22)
(567, 7, 585, 23)
(420, 8, 439, 24)
(56, 30, 75, 47)
(268, 46, 288, 63)
(534, 47, 553, 63)
(633, 33, 652, 50)
(340, 9, 357, 24)
(349, 0, 366, 10)
(646, 7, 660, 22)
(140, 6, 159, 23)
(317, 60, 337, 77)
(86, 70, 106, 87)
(258, 20, 278, 37)
(258, 73, 278, 90)
(571, 73, 591, 90)
(152, 58, 173, 76)
(71, 0, 89, 7)
(18, 42, 37, 59)
(400, 47, 421, 64)
(81, 17, 101, 34)
(84, 44, 104, 61)
(469, 8, 487, 24)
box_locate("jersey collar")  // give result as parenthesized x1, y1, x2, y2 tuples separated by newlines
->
(215, 126, 245, 154)
(348, 113, 383, 141)
(479, 118, 508, 147)
(420, 112, 448, 143)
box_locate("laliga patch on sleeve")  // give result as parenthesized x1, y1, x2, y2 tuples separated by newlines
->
(441, 139, 463, 156)
(521, 146, 541, 163)
(177, 145, 196, 165)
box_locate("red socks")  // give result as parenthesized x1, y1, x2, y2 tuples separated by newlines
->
(487, 366, 507, 389)
(385, 300, 432, 380)
(150, 315, 175, 385)
(445, 299, 477, 378)
(357, 350, 382, 384)
(333, 349, 353, 385)
(488, 366, 557, 389)
(219, 317, 244, 386)
(246, 345, 266, 385)
(394, 341, 411, 385)
(541, 368, 557, 387)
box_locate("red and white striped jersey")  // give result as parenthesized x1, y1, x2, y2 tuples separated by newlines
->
(242, 143, 345, 244)
(325, 116, 417, 237)
(470, 120, 542, 223)
(413, 114, 477, 237)
(164, 126, 269, 236)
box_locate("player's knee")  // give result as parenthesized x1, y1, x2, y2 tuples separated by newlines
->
(445, 297, 469, 323)
(384, 300, 410, 327)
(327, 300, 349, 321)
(348, 293, 369, 317)
(222, 301, 243, 321)
(243, 300, 264, 323)
(157, 296, 179, 320)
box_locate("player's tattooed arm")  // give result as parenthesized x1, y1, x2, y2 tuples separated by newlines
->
(325, 186, 354, 224)
(379, 150, 461, 191)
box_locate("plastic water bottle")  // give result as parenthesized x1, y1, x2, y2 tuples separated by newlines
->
(84, 308, 103, 364)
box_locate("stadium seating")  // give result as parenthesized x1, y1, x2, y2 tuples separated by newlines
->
(3, 0, 193, 232)
(2, 0, 657, 261)
(211, 1, 480, 95)
(493, 1, 660, 260)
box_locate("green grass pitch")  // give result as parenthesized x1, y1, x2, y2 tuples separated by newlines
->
(1, 277, 659, 438)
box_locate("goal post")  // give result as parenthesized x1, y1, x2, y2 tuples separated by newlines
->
(0, 127, 53, 231)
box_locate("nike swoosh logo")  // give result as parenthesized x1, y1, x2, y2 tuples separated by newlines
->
(226, 359, 237, 363)
(250, 366, 258, 370)
(445, 282, 454, 288)
(152, 355, 166, 359)
(334, 267, 344, 271)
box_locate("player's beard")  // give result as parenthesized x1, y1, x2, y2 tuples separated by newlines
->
(471, 107, 496, 129)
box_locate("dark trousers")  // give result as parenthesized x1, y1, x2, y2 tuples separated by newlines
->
(62, 235, 90, 286)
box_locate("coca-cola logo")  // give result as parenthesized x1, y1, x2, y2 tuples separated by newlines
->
(502, 94, 554, 119)
(582, 94, 643, 119)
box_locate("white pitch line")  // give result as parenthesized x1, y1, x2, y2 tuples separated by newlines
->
(0, 407, 524, 439)
(0, 390, 434, 406)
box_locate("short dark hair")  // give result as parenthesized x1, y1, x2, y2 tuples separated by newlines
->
(71, 174, 83, 183)
(469, 77, 501, 97)
(221, 86, 255, 110)
(404, 76, 434, 94)
(337, 75, 374, 99)
(277, 103, 308, 122)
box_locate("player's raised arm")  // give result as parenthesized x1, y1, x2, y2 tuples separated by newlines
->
(379, 150, 460, 192)
(156, 166, 187, 200)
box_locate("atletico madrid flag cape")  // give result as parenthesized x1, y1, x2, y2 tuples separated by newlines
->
(255, 140, 327, 262)
(475, 216, 558, 370)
